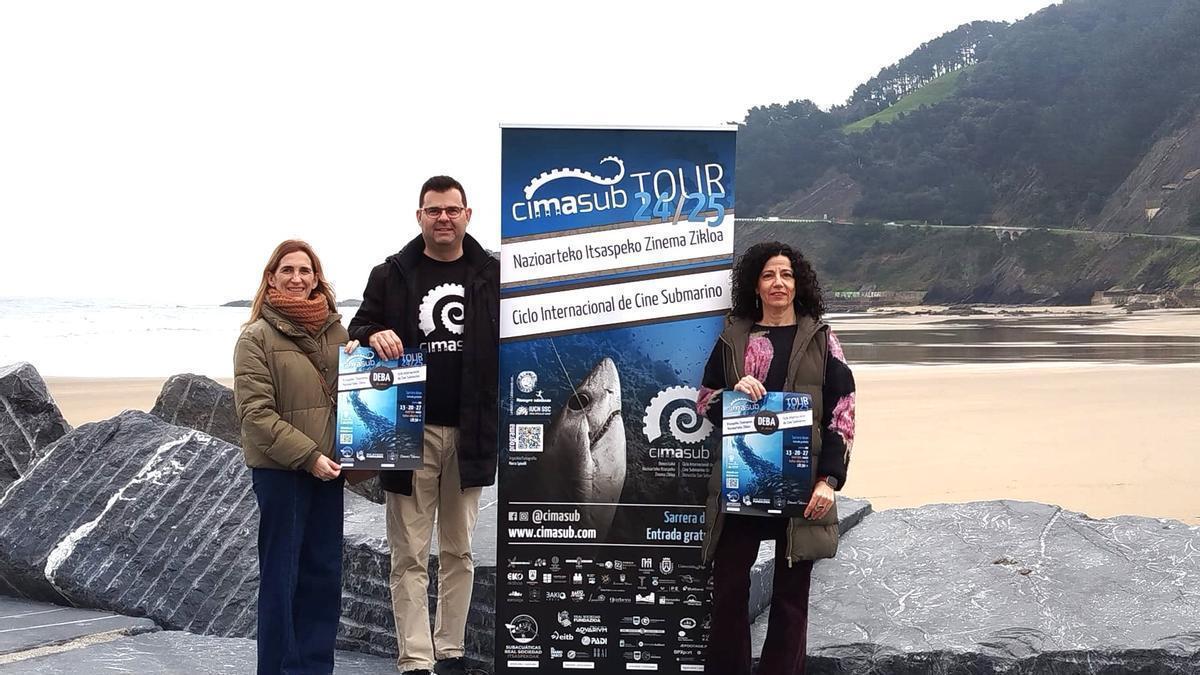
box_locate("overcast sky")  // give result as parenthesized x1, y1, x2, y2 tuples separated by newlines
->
(0, 0, 1057, 304)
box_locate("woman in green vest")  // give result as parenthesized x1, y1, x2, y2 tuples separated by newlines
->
(695, 241, 857, 675)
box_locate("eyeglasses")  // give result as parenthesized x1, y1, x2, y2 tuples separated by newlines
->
(422, 206, 466, 218)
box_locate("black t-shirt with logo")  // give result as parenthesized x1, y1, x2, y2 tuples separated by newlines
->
(414, 254, 467, 425)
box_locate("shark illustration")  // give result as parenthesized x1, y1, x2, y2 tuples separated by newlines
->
(540, 357, 625, 540)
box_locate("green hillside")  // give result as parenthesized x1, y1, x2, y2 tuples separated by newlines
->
(732, 0, 1200, 301)
(843, 67, 971, 134)
(737, 0, 1200, 229)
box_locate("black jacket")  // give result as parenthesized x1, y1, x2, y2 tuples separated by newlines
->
(348, 234, 499, 494)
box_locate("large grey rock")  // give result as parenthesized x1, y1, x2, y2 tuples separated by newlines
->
(149, 373, 239, 446)
(0, 410, 260, 638)
(340, 485, 498, 671)
(0, 595, 157, 657)
(150, 372, 386, 504)
(339, 491, 395, 657)
(0, 362, 70, 490)
(346, 474, 386, 504)
(1, 630, 399, 674)
(0, 408, 500, 666)
(752, 501, 1200, 673)
(745, 495, 872, 622)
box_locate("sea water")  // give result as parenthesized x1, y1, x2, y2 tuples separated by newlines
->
(2, 298, 1198, 378)
(0, 298, 251, 377)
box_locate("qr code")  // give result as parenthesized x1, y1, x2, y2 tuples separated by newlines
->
(510, 424, 543, 453)
(339, 433, 353, 445)
(725, 477, 739, 489)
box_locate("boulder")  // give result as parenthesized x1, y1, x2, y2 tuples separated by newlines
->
(149, 374, 239, 446)
(150, 373, 385, 505)
(0, 411, 498, 666)
(745, 495, 871, 622)
(0, 362, 70, 490)
(339, 492, 395, 657)
(0, 410, 260, 639)
(346, 475, 386, 504)
(752, 501, 1200, 673)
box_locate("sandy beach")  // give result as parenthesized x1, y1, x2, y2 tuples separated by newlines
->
(852, 363, 1200, 525)
(46, 377, 234, 429)
(39, 307, 1200, 526)
(45, 364, 1200, 526)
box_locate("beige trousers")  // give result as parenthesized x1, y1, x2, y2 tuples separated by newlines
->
(385, 424, 482, 671)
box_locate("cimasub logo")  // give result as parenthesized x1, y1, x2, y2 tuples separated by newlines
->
(344, 348, 377, 369)
(512, 157, 628, 222)
(642, 386, 713, 444)
(418, 283, 465, 336)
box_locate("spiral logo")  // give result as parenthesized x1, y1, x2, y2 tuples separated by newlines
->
(642, 386, 713, 444)
(418, 283, 465, 336)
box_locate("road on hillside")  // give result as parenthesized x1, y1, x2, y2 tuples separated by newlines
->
(738, 217, 1200, 243)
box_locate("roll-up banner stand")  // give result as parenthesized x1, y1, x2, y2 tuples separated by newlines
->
(497, 125, 736, 673)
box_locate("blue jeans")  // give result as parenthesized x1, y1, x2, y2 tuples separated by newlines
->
(252, 467, 344, 675)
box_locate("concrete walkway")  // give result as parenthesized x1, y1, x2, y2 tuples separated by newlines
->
(0, 596, 398, 673)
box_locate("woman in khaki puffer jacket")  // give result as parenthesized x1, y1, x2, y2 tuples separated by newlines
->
(233, 239, 353, 675)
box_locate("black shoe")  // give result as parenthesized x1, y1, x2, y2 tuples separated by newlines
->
(434, 657, 467, 675)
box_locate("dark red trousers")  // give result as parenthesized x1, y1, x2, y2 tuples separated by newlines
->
(705, 515, 814, 675)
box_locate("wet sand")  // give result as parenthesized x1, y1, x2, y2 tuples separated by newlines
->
(835, 305, 1200, 366)
(852, 363, 1200, 525)
(840, 306, 1200, 524)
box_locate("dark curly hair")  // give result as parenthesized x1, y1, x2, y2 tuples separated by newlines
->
(731, 241, 826, 321)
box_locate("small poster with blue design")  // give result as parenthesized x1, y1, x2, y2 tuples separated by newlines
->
(721, 391, 814, 517)
(336, 346, 426, 471)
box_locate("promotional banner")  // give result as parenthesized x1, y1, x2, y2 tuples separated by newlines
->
(497, 125, 735, 673)
(335, 346, 426, 471)
(720, 391, 815, 517)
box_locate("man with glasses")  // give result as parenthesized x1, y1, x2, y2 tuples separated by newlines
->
(349, 176, 499, 675)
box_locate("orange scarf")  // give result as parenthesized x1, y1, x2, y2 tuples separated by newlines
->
(267, 288, 331, 334)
